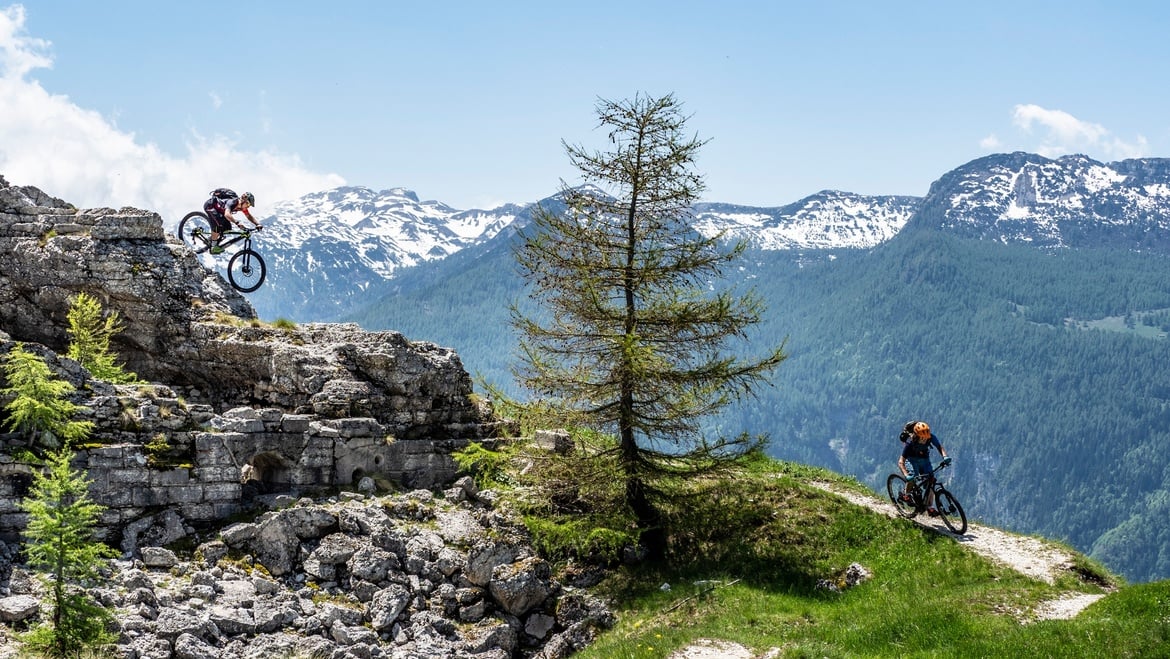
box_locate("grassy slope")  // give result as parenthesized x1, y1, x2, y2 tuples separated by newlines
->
(572, 459, 1168, 658)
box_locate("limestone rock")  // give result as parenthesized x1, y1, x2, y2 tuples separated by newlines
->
(0, 595, 38, 622)
(489, 556, 554, 616)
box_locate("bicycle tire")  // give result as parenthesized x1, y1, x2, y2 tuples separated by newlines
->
(886, 474, 917, 518)
(227, 249, 267, 293)
(178, 212, 213, 252)
(935, 487, 967, 534)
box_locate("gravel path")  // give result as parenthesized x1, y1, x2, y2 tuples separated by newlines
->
(808, 480, 1087, 586)
(808, 479, 1108, 618)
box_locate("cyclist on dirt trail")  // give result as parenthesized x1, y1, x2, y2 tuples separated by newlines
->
(899, 421, 951, 516)
(204, 188, 262, 254)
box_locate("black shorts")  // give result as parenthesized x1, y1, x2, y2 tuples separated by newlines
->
(203, 199, 231, 233)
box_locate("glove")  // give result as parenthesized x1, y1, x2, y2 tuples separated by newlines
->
(940, 456, 952, 467)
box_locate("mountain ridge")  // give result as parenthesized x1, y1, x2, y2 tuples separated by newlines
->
(246, 151, 1170, 322)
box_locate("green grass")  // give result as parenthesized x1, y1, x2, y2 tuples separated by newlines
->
(566, 459, 1169, 658)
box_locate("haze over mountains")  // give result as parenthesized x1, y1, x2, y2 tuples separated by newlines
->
(234, 152, 1170, 583)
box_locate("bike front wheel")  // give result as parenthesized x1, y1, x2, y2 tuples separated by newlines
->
(178, 212, 213, 252)
(935, 487, 967, 534)
(227, 249, 267, 292)
(886, 474, 917, 518)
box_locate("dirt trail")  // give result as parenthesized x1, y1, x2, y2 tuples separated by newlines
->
(809, 480, 1084, 585)
(807, 480, 1108, 614)
(666, 479, 1110, 659)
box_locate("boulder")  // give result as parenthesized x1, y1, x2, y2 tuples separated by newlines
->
(0, 595, 39, 622)
(489, 557, 554, 617)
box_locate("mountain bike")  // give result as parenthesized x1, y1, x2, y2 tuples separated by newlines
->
(177, 211, 267, 293)
(886, 459, 967, 534)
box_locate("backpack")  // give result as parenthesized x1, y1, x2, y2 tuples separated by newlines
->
(211, 188, 239, 202)
(898, 421, 919, 443)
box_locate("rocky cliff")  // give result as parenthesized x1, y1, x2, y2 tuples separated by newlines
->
(0, 176, 609, 658)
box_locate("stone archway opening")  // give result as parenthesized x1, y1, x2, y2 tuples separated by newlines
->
(245, 451, 296, 498)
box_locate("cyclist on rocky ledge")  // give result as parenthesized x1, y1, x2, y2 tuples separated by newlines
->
(204, 188, 262, 254)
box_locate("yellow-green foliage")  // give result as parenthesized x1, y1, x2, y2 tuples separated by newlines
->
(65, 292, 138, 384)
(451, 441, 521, 490)
(1, 344, 95, 450)
(144, 433, 170, 466)
(524, 515, 635, 564)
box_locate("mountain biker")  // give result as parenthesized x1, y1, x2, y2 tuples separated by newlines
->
(204, 189, 261, 254)
(899, 421, 951, 516)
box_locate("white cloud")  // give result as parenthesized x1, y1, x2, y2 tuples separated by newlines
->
(0, 6, 343, 224)
(1009, 104, 1148, 161)
(0, 5, 48, 79)
(980, 134, 1002, 150)
(209, 91, 223, 109)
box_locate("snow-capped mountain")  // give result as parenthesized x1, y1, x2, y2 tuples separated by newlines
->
(915, 152, 1170, 249)
(244, 153, 1170, 321)
(246, 187, 524, 319)
(692, 191, 921, 250)
(247, 185, 920, 320)
(262, 186, 520, 278)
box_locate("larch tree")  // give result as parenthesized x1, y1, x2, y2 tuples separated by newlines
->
(1, 345, 116, 656)
(65, 291, 137, 384)
(20, 448, 118, 658)
(511, 93, 786, 557)
(1, 343, 95, 451)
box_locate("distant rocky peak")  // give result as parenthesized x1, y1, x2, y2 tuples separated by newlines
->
(383, 186, 421, 202)
(692, 190, 921, 251)
(913, 152, 1170, 250)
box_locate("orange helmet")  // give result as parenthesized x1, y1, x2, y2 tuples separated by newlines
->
(913, 421, 931, 439)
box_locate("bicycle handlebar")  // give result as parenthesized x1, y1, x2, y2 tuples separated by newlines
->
(908, 459, 952, 483)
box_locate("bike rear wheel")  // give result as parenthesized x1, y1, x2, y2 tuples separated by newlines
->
(886, 474, 917, 518)
(227, 249, 267, 292)
(178, 212, 213, 252)
(935, 487, 967, 534)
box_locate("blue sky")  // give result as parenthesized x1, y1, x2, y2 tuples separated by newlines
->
(1, 1, 1165, 221)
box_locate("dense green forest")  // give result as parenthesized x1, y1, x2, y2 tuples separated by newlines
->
(347, 226, 1170, 583)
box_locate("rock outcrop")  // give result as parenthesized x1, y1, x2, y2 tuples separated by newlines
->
(0, 174, 495, 438)
(0, 174, 511, 543)
(0, 176, 610, 657)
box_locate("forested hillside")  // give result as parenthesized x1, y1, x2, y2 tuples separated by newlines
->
(738, 231, 1170, 584)
(346, 224, 1170, 583)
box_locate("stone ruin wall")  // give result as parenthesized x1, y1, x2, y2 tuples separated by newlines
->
(0, 386, 499, 552)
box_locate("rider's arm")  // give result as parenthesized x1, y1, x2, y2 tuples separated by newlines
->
(224, 208, 244, 229)
(242, 208, 261, 227)
(898, 455, 909, 477)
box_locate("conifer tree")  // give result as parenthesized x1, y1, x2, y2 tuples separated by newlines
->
(512, 94, 786, 557)
(65, 292, 137, 383)
(1, 344, 95, 451)
(19, 448, 118, 657)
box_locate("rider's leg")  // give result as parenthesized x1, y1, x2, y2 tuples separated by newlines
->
(910, 458, 935, 507)
(212, 214, 229, 242)
(204, 203, 226, 242)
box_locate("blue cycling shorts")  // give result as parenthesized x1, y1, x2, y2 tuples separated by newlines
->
(906, 457, 934, 479)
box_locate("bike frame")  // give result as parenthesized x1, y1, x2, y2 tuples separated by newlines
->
(907, 461, 952, 511)
(195, 228, 254, 254)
